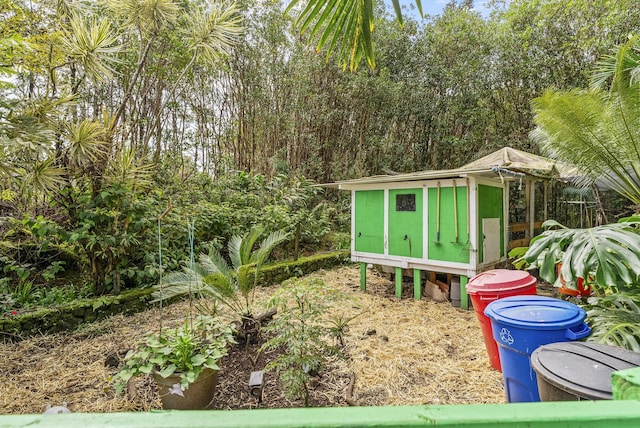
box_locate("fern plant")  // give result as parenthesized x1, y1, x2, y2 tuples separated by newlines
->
(152, 226, 288, 340)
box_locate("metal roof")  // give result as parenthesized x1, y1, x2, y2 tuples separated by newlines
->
(320, 147, 577, 189)
(323, 167, 499, 189)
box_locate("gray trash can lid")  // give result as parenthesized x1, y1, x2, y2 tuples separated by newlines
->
(531, 342, 640, 400)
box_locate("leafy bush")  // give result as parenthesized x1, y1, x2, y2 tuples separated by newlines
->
(261, 277, 350, 406)
(2, 155, 348, 300)
(114, 316, 235, 393)
(517, 217, 640, 293)
(0, 214, 71, 286)
(586, 292, 640, 352)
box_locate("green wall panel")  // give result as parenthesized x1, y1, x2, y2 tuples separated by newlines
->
(354, 190, 384, 254)
(477, 184, 504, 262)
(388, 189, 423, 258)
(427, 185, 469, 263)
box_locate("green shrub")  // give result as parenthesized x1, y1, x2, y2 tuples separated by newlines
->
(261, 277, 342, 406)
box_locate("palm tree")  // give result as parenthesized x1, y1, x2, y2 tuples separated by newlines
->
(520, 37, 640, 351)
(153, 226, 289, 341)
(521, 37, 640, 290)
(5, 0, 244, 294)
(286, 0, 423, 71)
(530, 35, 640, 208)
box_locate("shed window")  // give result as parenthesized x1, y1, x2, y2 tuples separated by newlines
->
(396, 194, 416, 212)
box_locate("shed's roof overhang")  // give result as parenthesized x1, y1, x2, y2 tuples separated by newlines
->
(324, 167, 508, 190)
(320, 147, 579, 189)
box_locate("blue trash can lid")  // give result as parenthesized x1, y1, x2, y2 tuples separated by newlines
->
(484, 295, 586, 330)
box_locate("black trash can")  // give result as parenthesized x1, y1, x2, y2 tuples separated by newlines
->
(531, 341, 640, 401)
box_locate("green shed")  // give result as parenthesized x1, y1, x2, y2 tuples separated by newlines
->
(331, 147, 576, 309)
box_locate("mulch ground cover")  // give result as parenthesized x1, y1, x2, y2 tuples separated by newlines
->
(0, 265, 505, 414)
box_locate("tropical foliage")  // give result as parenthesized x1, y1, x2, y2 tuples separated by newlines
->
(114, 315, 235, 393)
(521, 218, 640, 293)
(531, 36, 640, 208)
(2, 0, 640, 307)
(523, 36, 640, 351)
(584, 292, 640, 352)
(152, 226, 289, 339)
(286, 0, 423, 71)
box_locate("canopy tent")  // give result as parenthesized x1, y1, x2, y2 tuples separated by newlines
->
(460, 147, 580, 180)
(321, 147, 580, 189)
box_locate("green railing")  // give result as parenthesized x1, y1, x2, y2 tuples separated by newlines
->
(3, 365, 640, 427)
(2, 401, 640, 428)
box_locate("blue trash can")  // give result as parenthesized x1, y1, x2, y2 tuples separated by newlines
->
(484, 295, 591, 403)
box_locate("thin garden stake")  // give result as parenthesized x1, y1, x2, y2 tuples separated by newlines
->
(188, 220, 195, 270)
(157, 218, 163, 334)
(156, 203, 172, 335)
(187, 219, 196, 326)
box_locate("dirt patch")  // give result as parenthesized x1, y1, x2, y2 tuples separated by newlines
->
(0, 265, 505, 414)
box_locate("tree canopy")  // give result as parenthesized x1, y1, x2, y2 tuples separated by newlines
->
(2, 0, 640, 296)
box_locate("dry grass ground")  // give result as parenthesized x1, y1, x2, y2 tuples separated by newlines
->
(0, 265, 505, 414)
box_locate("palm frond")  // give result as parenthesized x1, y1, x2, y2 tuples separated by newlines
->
(198, 252, 233, 286)
(287, 0, 375, 71)
(140, 0, 180, 29)
(227, 234, 243, 271)
(251, 230, 290, 266)
(229, 226, 263, 269)
(66, 119, 108, 169)
(106, 147, 154, 189)
(531, 87, 640, 205)
(187, 2, 243, 66)
(241, 226, 264, 262)
(152, 269, 201, 301)
(63, 15, 122, 82)
(21, 157, 67, 194)
(610, 35, 640, 93)
(153, 263, 245, 315)
(107, 0, 179, 33)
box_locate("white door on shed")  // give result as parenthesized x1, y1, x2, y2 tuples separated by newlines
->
(482, 218, 501, 263)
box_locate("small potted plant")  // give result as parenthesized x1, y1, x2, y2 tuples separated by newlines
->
(114, 315, 235, 410)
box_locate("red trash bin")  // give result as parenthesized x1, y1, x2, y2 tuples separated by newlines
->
(466, 269, 537, 371)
